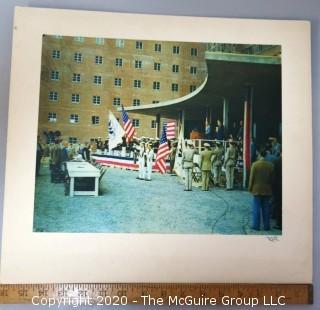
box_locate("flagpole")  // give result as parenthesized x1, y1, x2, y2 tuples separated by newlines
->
(242, 86, 253, 188)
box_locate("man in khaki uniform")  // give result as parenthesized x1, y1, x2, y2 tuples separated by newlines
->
(182, 141, 195, 191)
(50, 140, 61, 167)
(200, 143, 213, 191)
(224, 141, 236, 190)
(248, 149, 274, 230)
(212, 142, 223, 186)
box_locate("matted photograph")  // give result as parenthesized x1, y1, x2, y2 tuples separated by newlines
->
(0, 7, 311, 284)
(34, 35, 282, 235)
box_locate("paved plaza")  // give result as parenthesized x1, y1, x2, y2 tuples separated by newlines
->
(33, 164, 281, 235)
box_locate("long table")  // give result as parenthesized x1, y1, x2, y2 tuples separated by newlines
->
(66, 162, 100, 197)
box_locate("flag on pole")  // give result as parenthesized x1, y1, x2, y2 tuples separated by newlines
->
(164, 119, 176, 139)
(173, 126, 185, 177)
(155, 125, 170, 174)
(121, 105, 136, 143)
(108, 111, 125, 150)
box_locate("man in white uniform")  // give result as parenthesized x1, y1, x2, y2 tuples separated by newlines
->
(145, 143, 154, 181)
(137, 142, 146, 180)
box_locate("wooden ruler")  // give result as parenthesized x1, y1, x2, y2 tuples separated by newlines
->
(0, 283, 312, 305)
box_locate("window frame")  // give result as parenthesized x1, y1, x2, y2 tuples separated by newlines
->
(91, 115, 100, 125)
(74, 52, 83, 63)
(113, 97, 121, 106)
(48, 91, 58, 101)
(70, 114, 79, 123)
(93, 95, 101, 105)
(151, 120, 157, 129)
(115, 39, 124, 48)
(173, 45, 180, 54)
(95, 38, 105, 45)
(153, 81, 160, 90)
(190, 66, 197, 75)
(135, 41, 143, 49)
(132, 119, 140, 128)
(52, 50, 61, 59)
(133, 79, 142, 88)
(71, 93, 80, 104)
(172, 64, 179, 73)
(74, 36, 84, 43)
(132, 99, 141, 106)
(48, 112, 57, 122)
(50, 71, 60, 81)
(72, 73, 81, 83)
(94, 75, 102, 85)
(115, 58, 123, 67)
(154, 43, 162, 52)
(172, 83, 179, 92)
(191, 47, 198, 56)
(95, 55, 103, 64)
(135, 60, 142, 69)
(114, 77, 122, 87)
(154, 62, 161, 71)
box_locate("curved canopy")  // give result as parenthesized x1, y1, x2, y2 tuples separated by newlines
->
(120, 52, 281, 120)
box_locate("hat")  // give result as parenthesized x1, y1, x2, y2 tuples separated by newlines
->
(204, 143, 210, 147)
(187, 140, 193, 146)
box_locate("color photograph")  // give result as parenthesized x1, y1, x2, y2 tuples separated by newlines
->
(33, 35, 282, 235)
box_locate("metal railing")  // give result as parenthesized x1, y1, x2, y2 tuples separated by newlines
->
(206, 43, 278, 55)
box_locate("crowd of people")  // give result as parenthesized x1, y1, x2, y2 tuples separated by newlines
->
(180, 135, 282, 232)
(190, 119, 244, 142)
(38, 123, 282, 232)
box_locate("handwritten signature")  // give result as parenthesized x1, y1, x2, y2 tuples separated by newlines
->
(267, 236, 280, 242)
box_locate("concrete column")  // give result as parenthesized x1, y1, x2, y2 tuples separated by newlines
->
(177, 110, 185, 139)
(223, 97, 229, 132)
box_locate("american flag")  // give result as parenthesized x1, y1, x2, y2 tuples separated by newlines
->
(164, 119, 176, 139)
(121, 105, 136, 143)
(155, 125, 170, 174)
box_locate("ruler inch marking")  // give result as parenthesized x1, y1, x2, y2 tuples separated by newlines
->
(0, 283, 313, 305)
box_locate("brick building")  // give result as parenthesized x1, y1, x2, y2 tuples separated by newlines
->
(38, 35, 208, 144)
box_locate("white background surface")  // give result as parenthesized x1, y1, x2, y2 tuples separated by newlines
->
(0, 0, 319, 309)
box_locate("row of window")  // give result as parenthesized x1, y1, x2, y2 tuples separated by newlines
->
(52, 36, 199, 55)
(50, 72, 194, 91)
(51, 52, 199, 73)
(47, 112, 147, 128)
(48, 85, 197, 104)
(50, 90, 177, 105)
(53, 68, 197, 83)
(48, 113, 99, 124)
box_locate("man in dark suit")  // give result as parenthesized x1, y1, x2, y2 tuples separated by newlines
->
(273, 152, 282, 230)
(248, 148, 274, 231)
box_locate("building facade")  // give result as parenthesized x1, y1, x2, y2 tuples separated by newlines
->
(38, 35, 208, 144)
